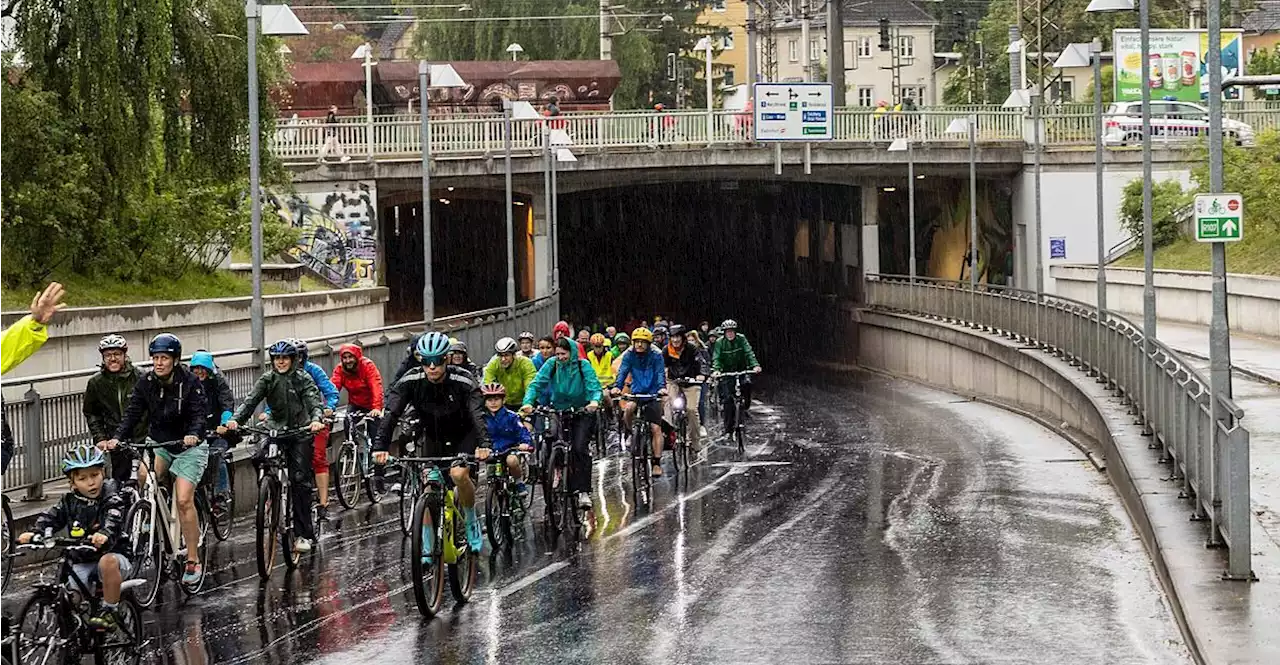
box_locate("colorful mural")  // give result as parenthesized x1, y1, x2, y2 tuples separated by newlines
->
(267, 181, 378, 288)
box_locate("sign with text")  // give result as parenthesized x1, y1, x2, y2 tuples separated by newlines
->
(1112, 29, 1244, 102)
(753, 82, 833, 141)
(1194, 193, 1243, 242)
(1049, 237, 1067, 259)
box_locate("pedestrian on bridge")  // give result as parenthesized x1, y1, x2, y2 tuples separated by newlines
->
(318, 105, 350, 164)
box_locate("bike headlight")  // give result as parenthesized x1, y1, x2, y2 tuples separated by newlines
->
(672, 395, 685, 410)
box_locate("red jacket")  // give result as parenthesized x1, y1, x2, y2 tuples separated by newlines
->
(331, 343, 384, 410)
(553, 321, 587, 359)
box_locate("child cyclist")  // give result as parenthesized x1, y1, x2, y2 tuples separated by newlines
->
(18, 445, 132, 630)
(478, 383, 533, 497)
(225, 339, 326, 553)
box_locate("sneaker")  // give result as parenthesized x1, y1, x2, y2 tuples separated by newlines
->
(181, 561, 202, 585)
(576, 492, 592, 510)
(294, 537, 313, 553)
(88, 607, 120, 631)
(316, 504, 329, 523)
(699, 425, 708, 438)
(464, 510, 484, 553)
(515, 482, 528, 497)
(651, 464, 664, 478)
(389, 482, 403, 496)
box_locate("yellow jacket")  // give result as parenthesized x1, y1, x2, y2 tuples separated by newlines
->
(586, 349, 615, 385)
(1, 315, 49, 375)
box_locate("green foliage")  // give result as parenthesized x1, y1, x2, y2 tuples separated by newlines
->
(1247, 45, 1280, 100)
(1190, 129, 1280, 235)
(1119, 178, 1192, 248)
(1082, 65, 1114, 104)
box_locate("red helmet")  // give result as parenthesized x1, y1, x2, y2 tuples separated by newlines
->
(481, 382, 506, 398)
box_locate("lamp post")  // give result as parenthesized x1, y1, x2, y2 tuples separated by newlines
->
(352, 43, 375, 161)
(507, 43, 524, 61)
(550, 129, 575, 292)
(245, 2, 308, 366)
(418, 62, 466, 324)
(695, 36, 714, 142)
(888, 138, 916, 281)
(946, 116, 978, 289)
(508, 101, 541, 315)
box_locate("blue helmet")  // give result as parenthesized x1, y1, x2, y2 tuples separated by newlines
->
(190, 350, 216, 373)
(268, 339, 298, 358)
(61, 444, 106, 475)
(415, 331, 452, 364)
(148, 333, 182, 358)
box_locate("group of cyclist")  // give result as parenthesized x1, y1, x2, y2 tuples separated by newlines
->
(14, 314, 762, 633)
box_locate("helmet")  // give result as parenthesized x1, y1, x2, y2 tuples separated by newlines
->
(449, 339, 468, 354)
(613, 332, 631, 345)
(653, 325, 668, 336)
(415, 331, 452, 362)
(148, 333, 182, 359)
(289, 338, 310, 364)
(668, 324, 686, 337)
(518, 331, 535, 341)
(710, 327, 723, 337)
(589, 333, 606, 346)
(631, 327, 653, 343)
(481, 382, 507, 398)
(190, 351, 216, 373)
(268, 339, 298, 358)
(61, 444, 106, 476)
(495, 337, 518, 354)
(721, 319, 739, 330)
(98, 334, 128, 353)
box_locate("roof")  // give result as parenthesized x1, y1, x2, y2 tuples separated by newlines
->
(1244, 1, 1280, 34)
(772, 0, 937, 30)
(376, 21, 412, 59)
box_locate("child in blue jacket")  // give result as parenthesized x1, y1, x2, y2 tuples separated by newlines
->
(480, 382, 533, 495)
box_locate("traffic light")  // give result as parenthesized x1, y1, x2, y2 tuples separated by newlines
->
(878, 18, 891, 51)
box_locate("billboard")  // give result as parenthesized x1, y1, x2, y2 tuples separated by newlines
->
(1113, 29, 1244, 102)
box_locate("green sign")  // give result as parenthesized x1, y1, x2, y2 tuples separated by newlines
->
(802, 126, 827, 135)
(1194, 193, 1243, 242)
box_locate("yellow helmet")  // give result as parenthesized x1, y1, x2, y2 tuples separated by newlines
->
(631, 327, 653, 342)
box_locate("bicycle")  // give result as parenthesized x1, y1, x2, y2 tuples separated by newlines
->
(118, 438, 209, 606)
(240, 424, 320, 580)
(399, 453, 480, 618)
(198, 441, 236, 542)
(620, 394, 662, 503)
(1, 494, 12, 592)
(716, 371, 755, 454)
(334, 409, 383, 510)
(669, 378, 706, 472)
(14, 537, 145, 665)
(483, 447, 532, 550)
(533, 407, 594, 542)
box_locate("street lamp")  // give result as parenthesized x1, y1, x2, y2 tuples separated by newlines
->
(351, 43, 376, 161)
(506, 43, 524, 61)
(695, 36, 715, 142)
(507, 100, 541, 315)
(946, 116, 979, 289)
(550, 129, 574, 291)
(888, 137, 916, 282)
(246, 2, 308, 366)
(418, 62, 467, 324)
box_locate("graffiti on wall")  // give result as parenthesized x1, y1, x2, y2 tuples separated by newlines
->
(267, 181, 378, 288)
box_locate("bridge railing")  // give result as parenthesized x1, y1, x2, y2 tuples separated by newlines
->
(864, 274, 1252, 579)
(1, 295, 559, 500)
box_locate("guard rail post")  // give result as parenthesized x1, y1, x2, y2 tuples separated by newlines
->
(1225, 422, 1253, 579)
(22, 386, 43, 501)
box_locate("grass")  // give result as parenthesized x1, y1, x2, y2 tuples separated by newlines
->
(2, 270, 338, 311)
(1112, 227, 1280, 277)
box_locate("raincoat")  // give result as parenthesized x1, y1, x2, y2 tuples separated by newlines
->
(484, 406, 532, 454)
(615, 345, 665, 395)
(483, 353, 537, 408)
(1, 315, 48, 375)
(331, 343, 384, 411)
(712, 334, 760, 373)
(83, 362, 146, 443)
(522, 338, 602, 410)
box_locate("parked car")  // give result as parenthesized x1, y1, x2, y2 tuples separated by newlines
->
(1102, 100, 1255, 147)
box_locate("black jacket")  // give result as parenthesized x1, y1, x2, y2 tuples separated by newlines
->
(664, 343, 710, 382)
(387, 333, 425, 397)
(114, 365, 207, 454)
(34, 481, 131, 562)
(83, 363, 146, 444)
(376, 365, 490, 452)
(198, 372, 240, 444)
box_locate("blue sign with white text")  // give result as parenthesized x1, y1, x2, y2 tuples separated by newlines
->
(1049, 237, 1066, 259)
(802, 110, 827, 122)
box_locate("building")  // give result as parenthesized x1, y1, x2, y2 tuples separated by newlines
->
(764, 0, 938, 106)
(1244, 2, 1280, 61)
(699, 0, 751, 108)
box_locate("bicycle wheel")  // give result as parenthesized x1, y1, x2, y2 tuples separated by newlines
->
(543, 449, 562, 532)
(195, 492, 212, 544)
(255, 479, 280, 580)
(485, 482, 509, 550)
(335, 444, 360, 510)
(17, 592, 75, 665)
(447, 531, 479, 605)
(398, 466, 415, 538)
(94, 597, 143, 665)
(211, 479, 235, 542)
(410, 493, 445, 618)
(735, 399, 746, 454)
(2, 498, 13, 592)
(123, 501, 161, 608)
(282, 483, 301, 571)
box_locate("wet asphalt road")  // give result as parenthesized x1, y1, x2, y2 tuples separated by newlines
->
(6, 372, 1192, 665)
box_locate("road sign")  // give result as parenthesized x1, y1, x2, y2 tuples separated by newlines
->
(752, 82, 833, 141)
(1194, 193, 1243, 242)
(1049, 237, 1067, 259)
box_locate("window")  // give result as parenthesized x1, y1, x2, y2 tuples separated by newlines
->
(722, 66, 736, 87)
(857, 86, 875, 107)
(897, 36, 914, 59)
(857, 36, 873, 58)
(721, 33, 735, 50)
(712, 0, 726, 10)
(788, 39, 798, 62)
(810, 38, 822, 63)
(901, 86, 925, 103)
(1053, 79, 1075, 102)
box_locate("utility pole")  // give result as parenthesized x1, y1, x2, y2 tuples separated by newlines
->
(599, 0, 612, 59)
(800, 0, 811, 82)
(827, 0, 846, 106)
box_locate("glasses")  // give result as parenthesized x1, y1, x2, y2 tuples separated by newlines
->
(421, 355, 447, 367)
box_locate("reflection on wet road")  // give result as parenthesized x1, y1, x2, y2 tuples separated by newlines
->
(6, 372, 1192, 664)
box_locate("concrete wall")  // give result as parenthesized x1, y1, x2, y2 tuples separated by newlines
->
(1051, 265, 1280, 338)
(0, 288, 389, 382)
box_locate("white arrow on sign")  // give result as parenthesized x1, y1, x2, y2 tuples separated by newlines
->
(1224, 219, 1238, 234)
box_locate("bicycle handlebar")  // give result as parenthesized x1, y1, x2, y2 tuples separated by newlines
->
(620, 393, 662, 400)
(18, 537, 99, 554)
(714, 370, 757, 377)
(392, 453, 478, 465)
(672, 378, 706, 385)
(238, 423, 319, 439)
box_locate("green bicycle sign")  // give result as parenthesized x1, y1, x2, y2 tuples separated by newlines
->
(1194, 193, 1243, 243)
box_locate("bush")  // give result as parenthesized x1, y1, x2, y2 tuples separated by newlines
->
(1119, 178, 1191, 248)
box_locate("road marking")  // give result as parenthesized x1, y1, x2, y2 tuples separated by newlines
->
(495, 560, 570, 598)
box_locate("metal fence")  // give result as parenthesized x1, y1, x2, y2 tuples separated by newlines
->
(863, 275, 1252, 579)
(1, 295, 559, 499)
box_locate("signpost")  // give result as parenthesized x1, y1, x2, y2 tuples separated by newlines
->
(753, 82, 833, 141)
(1194, 193, 1243, 242)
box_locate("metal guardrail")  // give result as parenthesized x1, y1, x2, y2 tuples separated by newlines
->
(864, 274, 1252, 579)
(1, 295, 559, 499)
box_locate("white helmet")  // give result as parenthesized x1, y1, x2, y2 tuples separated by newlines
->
(495, 337, 518, 354)
(98, 334, 128, 353)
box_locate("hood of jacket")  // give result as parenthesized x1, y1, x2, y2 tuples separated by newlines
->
(553, 320, 571, 339)
(189, 351, 217, 374)
(338, 343, 365, 368)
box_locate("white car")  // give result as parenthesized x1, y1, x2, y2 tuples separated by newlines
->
(1102, 100, 1255, 147)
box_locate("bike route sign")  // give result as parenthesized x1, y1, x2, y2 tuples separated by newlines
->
(753, 82, 833, 141)
(1194, 193, 1243, 242)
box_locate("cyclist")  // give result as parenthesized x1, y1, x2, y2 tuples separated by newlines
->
(663, 324, 708, 458)
(331, 343, 384, 418)
(225, 340, 326, 553)
(519, 337, 601, 511)
(553, 320, 587, 359)
(575, 328, 592, 351)
(604, 325, 617, 341)
(686, 329, 712, 436)
(288, 339, 339, 523)
(190, 351, 236, 508)
(479, 383, 533, 497)
(83, 334, 146, 485)
(448, 338, 481, 378)
(373, 331, 489, 554)
(611, 328, 668, 477)
(652, 324, 669, 351)
(483, 337, 537, 411)
(532, 335, 556, 371)
(105, 333, 208, 584)
(712, 319, 762, 433)
(517, 331, 537, 359)
(586, 333, 615, 408)
(610, 332, 629, 360)
(17, 445, 132, 630)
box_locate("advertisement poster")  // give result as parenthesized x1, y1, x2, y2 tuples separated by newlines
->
(1113, 29, 1244, 102)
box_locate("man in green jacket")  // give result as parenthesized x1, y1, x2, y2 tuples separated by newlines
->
(83, 334, 147, 484)
(483, 337, 537, 410)
(711, 318, 762, 434)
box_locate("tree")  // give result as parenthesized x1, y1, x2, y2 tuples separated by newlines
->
(1246, 45, 1280, 100)
(1083, 65, 1114, 105)
(1119, 178, 1191, 248)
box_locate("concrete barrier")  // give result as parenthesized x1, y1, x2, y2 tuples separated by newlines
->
(1051, 265, 1280, 338)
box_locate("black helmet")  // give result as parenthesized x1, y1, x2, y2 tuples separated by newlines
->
(668, 324, 686, 337)
(148, 333, 182, 359)
(653, 325, 668, 336)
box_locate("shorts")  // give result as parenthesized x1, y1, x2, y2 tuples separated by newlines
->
(631, 399, 664, 426)
(154, 442, 210, 486)
(312, 426, 331, 474)
(70, 553, 133, 588)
